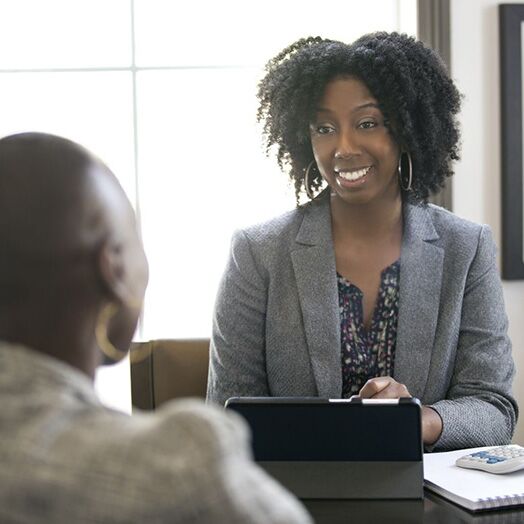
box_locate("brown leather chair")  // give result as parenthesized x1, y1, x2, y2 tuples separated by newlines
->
(130, 339, 210, 411)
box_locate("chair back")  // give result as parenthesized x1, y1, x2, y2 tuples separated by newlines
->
(130, 338, 210, 411)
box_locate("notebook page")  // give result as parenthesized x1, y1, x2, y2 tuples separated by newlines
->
(424, 447, 524, 503)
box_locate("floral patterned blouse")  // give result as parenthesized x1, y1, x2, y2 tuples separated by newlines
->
(337, 260, 400, 398)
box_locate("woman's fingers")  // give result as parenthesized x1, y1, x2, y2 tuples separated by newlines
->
(358, 377, 411, 398)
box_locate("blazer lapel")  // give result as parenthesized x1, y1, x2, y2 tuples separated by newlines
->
(291, 194, 342, 398)
(394, 203, 444, 399)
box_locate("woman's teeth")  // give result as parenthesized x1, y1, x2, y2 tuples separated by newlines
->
(337, 166, 371, 181)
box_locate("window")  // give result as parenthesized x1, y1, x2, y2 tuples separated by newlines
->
(0, 0, 417, 411)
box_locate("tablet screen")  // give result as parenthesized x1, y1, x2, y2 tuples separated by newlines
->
(227, 398, 422, 462)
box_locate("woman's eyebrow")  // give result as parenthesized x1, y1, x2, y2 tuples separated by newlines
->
(315, 102, 381, 114)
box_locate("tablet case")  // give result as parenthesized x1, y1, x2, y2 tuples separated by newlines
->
(226, 397, 423, 499)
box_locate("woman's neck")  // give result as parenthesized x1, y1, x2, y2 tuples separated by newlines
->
(330, 193, 403, 242)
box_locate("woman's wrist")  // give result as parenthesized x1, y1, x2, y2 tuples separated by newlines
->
(422, 405, 443, 445)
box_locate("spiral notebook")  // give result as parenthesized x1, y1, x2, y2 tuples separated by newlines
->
(424, 447, 524, 512)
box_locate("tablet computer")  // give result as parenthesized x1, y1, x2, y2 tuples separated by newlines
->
(226, 397, 423, 499)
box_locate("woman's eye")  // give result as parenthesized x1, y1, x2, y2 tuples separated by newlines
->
(358, 120, 377, 130)
(314, 125, 335, 135)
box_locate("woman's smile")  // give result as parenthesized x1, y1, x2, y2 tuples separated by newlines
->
(335, 165, 373, 185)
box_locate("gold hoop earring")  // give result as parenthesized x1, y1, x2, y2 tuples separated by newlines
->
(304, 161, 317, 200)
(398, 152, 413, 192)
(96, 300, 151, 364)
(95, 302, 126, 362)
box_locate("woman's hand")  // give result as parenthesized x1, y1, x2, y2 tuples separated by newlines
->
(356, 377, 443, 446)
(358, 376, 410, 399)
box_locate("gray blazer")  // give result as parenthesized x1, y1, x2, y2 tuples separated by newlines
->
(207, 193, 518, 450)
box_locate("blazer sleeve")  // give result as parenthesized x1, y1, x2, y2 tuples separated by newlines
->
(207, 229, 269, 406)
(119, 401, 313, 523)
(429, 225, 518, 450)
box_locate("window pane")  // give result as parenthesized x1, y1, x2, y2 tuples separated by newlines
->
(135, 0, 415, 67)
(0, 71, 136, 202)
(0, 0, 131, 69)
(137, 68, 295, 338)
(399, 0, 418, 35)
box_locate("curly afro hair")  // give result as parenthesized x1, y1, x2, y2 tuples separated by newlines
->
(256, 32, 462, 204)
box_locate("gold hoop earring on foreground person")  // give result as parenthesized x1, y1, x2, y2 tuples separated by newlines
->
(398, 151, 413, 191)
(95, 302, 150, 364)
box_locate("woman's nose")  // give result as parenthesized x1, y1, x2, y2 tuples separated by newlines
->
(334, 130, 361, 159)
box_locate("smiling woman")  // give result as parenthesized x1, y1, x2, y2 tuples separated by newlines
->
(207, 32, 518, 452)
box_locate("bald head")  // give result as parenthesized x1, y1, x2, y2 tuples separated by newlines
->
(0, 132, 124, 262)
(0, 132, 148, 375)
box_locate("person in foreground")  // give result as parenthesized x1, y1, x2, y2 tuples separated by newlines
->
(0, 132, 312, 523)
(207, 32, 518, 450)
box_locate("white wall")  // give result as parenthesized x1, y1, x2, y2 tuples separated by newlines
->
(451, 0, 524, 444)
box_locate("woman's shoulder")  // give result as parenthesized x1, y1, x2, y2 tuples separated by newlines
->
(239, 190, 330, 244)
(418, 202, 489, 239)
(241, 207, 304, 240)
(235, 197, 324, 246)
(406, 202, 498, 273)
(228, 209, 303, 265)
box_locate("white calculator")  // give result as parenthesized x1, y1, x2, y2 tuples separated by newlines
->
(456, 445, 524, 474)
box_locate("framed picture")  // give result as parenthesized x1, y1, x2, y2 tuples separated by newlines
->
(500, 4, 524, 279)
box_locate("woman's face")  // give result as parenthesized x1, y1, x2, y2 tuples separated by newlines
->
(309, 76, 401, 207)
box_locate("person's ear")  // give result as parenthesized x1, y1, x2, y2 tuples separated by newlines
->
(97, 239, 133, 305)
